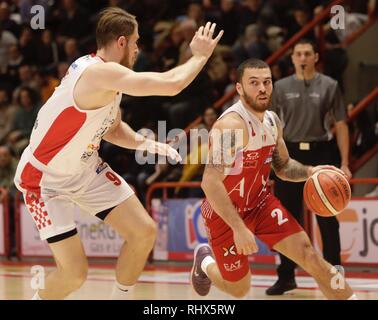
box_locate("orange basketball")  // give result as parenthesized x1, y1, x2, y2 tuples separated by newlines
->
(303, 169, 351, 217)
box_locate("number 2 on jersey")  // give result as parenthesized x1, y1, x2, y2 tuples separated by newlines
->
(271, 208, 288, 226)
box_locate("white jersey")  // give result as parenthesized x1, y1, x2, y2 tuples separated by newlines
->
(15, 54, 121, 194)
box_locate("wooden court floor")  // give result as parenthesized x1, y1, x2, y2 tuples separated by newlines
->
(1, 262, 378, 300)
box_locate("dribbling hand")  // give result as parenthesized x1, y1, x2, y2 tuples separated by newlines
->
(233, 226, 259, 256)
(309, 165, 350, 180)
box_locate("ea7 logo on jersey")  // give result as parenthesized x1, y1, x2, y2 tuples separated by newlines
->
(223, 260, 241, 272)
(223, 245, 237, 257)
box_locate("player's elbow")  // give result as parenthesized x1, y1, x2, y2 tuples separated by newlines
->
(201, 174, 214, 193)
(161, 71, 185, 96)
(273, 167, 287, 181)
(166, 78, 184, 96)
(201, 177, 210, 192)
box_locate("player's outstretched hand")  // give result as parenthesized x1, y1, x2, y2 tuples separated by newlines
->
(145, 140, 182, 162)
(233, 226, 258, 256)
(190, 22, 224, 60)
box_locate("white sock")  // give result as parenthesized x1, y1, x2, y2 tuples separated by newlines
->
(109, 281, 135, 300)
(201, 256, 215, 277)
(32, 291, 42, 300)
(348, 294, 358, 300)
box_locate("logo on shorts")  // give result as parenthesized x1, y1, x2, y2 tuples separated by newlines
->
(223, 245, 237, 257)
(223, 260, 241, 272)
(96, 162, 108, 174)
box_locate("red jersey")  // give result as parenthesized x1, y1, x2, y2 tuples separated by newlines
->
(202, 100, 279, 221)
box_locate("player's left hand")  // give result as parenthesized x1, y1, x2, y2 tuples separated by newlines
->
(340, 164, 352, 180)
(309, 165, 349, 180)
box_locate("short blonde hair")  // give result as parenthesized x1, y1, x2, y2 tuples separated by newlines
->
(96, 7, 137, 49)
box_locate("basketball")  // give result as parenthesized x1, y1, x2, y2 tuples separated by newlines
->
(304, 169, 351, 217)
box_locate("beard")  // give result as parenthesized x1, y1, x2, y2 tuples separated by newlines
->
(120, 50, 132, 68)
(120, 48, 137, 69)
(242, 90, 272, 113)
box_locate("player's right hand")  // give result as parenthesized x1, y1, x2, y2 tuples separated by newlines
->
(190, 22, 223, 59)
(233, 226, 259, 256)
(145, 140, 182, 162)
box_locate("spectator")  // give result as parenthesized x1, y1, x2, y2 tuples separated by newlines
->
(63, 38, 81, 64)
(0, 88, 19, 144)
(33, 70, 59, 104)
(0, 25, 17, 73)
(8, 86, 40, 155)
(18, 26, 38, 64)
(239, 0, 264, 35)
(36, 29, 60, 69)
(285, 5, 315, 41)
(323, 28, 348, 92)
(161, 67, 215, 130)
(12, 64, 39, 103)
(176, 107, 218, 197)
(232, 24, 271, 65)
(154, 22, 183, 71)
(5, 44, 24, 88)
(57, 62, 70, 80)
(186, 2, 206, 28)
(0, 144, 18, 199)
(0, 1, 19, 37)
(178, 19, 197, 65)
(56, 0, 91, 42)
(215, 0, 240, 46)
(221, 65, 239, 111)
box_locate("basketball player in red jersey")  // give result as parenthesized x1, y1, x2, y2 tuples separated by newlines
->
(191, 59, 357, 300)
(14, 7, 223, 300)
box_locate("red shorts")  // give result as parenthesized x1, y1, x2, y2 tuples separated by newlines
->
(201, 193, 304, 282)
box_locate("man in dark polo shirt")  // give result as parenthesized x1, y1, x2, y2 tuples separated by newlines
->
(267, 38, 351, 295)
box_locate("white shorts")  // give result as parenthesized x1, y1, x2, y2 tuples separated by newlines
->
(20, 160, 134, 241)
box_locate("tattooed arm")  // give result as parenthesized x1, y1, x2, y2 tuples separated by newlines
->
(271, 112, 313, 182)
(201, 114, 258, 255)
(271, 112, 349, 182)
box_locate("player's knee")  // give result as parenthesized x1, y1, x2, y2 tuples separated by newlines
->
(70, 267, 88, 290)
(62, 263, 88, 291)
(229, 284, 250, 298)
(226, 281, 250, 298)
(135, 219, 157, 245)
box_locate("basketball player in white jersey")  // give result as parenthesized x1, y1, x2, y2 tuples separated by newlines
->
(191, 59, 357, 300)
(14, 7, 223, 300)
